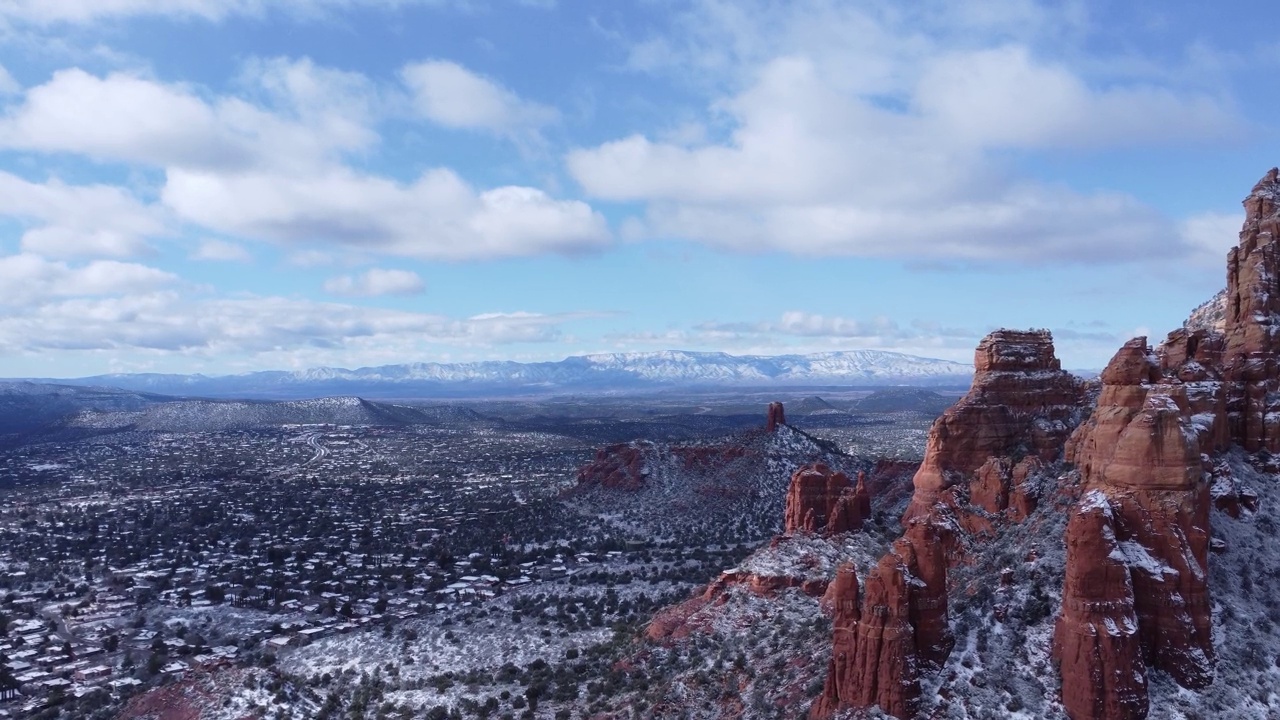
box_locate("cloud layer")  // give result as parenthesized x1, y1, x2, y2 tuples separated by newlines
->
(0, 60, 609, 261)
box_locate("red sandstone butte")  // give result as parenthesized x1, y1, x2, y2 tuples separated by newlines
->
(904, 329, 1084, 521)
(784, 464, 868, 535)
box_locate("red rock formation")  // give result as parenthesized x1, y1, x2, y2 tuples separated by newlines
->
(853, 471, 872, 522)
(1054, 491, 1148, 720)
(896, 523, 953, 666)
(969, 455, 1042, 520)
(1059, 364, 1216, 715)
(784, 464, 869, 535)
(1219, 169, 1280, 452)
(810, 557, 919, 720)
(575, 444, 646, 491)
(812, 331, 1078, 719)
(767, 401, 787, 432)
(905, 329, 1085, 520)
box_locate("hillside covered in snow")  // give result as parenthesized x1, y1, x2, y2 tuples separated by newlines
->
(22, 349, 975, 399)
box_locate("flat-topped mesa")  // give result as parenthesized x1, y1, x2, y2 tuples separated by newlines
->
(784, 464, 869, 534)
(766, 401, 787, 432)
(974, 328, 1063, 372)
(905, 329, 1085, 521)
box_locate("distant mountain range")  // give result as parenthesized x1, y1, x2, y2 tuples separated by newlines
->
(19, 350, 974, 400)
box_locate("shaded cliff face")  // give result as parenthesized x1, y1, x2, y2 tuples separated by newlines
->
(1222, 167, 1280, 452)
(1054, 491, 1149, 720)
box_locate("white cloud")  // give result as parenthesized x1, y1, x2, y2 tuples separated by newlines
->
(324, 268, 425, 297)
(192, 239, 252, 262)
(1179, 211, 1242, 268)
(913, 46, 1239, 149)
(571, 2, 1244, 264)
(0, 171, 167, 257)
(162, 166, 609, 260)
(0, 254, 176, 306)
(0, 63, 374, 172)
(0, 62, 608, 261)
(401, 59, 557, 134)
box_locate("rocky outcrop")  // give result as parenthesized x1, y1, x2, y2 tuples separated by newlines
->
(1054, 491, 1148, 720)
(905, 329, 1085, 521)
(810, 520, 956, 720)
(970, 455, 1042, 521)
(813, 331, 1076, 718)
(1051, 171, 1280, 719)
(575, 443, 647, 491)
(1060, 367, 1215, 717)
(784, 464, 869, 535)
(767, 401, 787, 432)
(810, 557, 917, 720)
(1221, 168, 1280, 452)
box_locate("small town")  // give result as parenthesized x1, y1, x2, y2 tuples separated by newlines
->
(0, 421, 769, 718)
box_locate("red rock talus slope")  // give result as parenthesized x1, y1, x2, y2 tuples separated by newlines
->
(905, 329, 1085, 521)
(784, 464, 871, 534)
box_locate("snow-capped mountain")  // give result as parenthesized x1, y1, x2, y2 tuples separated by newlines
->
(26, 349, 975, 399)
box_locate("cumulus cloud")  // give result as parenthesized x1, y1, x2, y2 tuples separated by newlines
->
(0, 171, 167, 258)
(914, 46, 1240, 149)
(0, 254, 177, 306)
(402, 60, 557, 134)
(0, 61, 609, 261)
(570, 2, 1244, 265)
(163, 166, 609, 260)
(324, 268, 425, 297)
(0, 63, 374, 171)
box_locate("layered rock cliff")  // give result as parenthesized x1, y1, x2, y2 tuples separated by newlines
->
(1053, 169, 1280, 719)
(905, 329, 1085, 522)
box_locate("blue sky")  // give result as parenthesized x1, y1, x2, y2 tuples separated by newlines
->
(0, 0, 1276, 377)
